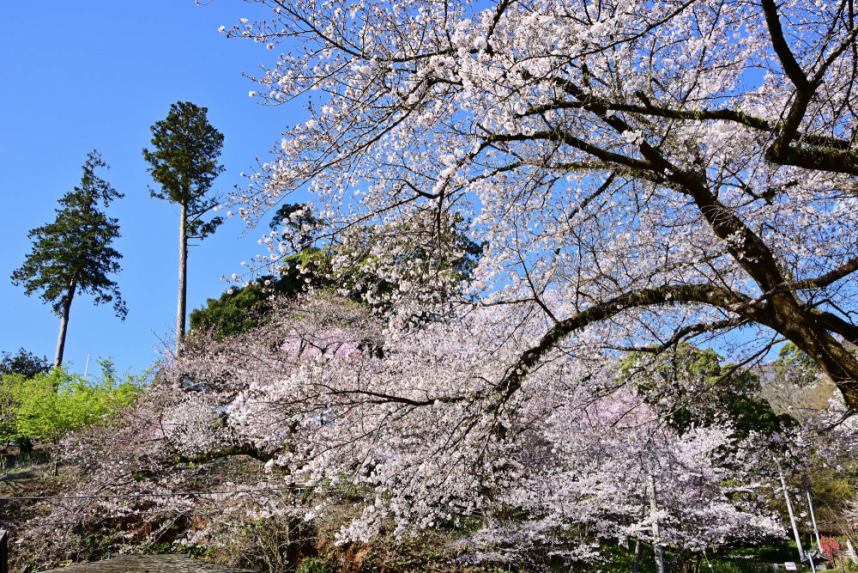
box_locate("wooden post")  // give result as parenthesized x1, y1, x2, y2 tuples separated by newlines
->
(1, 529, 8, 573)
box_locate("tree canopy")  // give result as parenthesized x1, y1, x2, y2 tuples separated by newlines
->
(0, 348, 50, 379)
(143, 101, 225, 241)
(225, 0, 858, 412)
(12, 151, 125, 318)
(0, 359, 140, 470)
(2, 364, 138, 445)
(11, 151, 125, 365)
(621, 343, 795, 441)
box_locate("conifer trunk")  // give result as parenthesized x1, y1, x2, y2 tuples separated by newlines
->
(176, 202, 188, 355)
(54, 281, 76, 368)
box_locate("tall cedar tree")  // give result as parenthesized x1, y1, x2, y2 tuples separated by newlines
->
(11, 151, 126, 367)
(143, 102, 225, 355)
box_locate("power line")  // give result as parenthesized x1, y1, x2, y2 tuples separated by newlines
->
(0, 487, 291, 501)
(0, 486, 323, 502)
(0, 481, 372, 502)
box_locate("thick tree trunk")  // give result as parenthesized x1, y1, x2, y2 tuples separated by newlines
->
(633, 537, 641, 573)
(54, 282, 76, 368)
(768, 294, 858, 409)
(647, 470, 665, 573)
(176, 202, 188, 356)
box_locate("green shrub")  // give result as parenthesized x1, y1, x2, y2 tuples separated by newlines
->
(297, 557, 335, 573)
(1, 359, 142, 474)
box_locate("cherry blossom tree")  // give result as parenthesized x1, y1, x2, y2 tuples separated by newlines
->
(24, 0, 858, 563)
(31, 295, 785, 566)
(223, 0, 858, 411)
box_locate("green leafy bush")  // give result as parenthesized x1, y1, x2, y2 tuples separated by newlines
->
(297, 557, 335, 573)
(1, 360, 141, 455)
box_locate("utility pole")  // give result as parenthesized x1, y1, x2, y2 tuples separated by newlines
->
(846, 539, 858, 565)
(777, 461, 805, 562)
(803, 476, 823, 552)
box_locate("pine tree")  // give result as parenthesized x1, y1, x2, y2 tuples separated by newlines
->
(11, 151, 126, 367)
(143, 101, 225, 355)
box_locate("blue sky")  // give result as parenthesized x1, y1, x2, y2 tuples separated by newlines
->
(0, 0, 300, 375)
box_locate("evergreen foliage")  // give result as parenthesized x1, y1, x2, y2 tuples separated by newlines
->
(10, 151, 125, 365)
(190, 249, 328, 341)
(621, 343, 795, 440)
(143, 101, 225, 353)
(269, 203, 319, 250)
(143, 101, 225, 241)
(0, 348, 50, 379)
(190, 276, 282, 341)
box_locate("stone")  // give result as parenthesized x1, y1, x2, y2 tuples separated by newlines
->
(40, 555, 251, 573)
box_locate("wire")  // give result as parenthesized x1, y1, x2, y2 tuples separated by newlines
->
(0, 482, 369, 502)
(0, 486, 292, 501)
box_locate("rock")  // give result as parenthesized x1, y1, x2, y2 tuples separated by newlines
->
(39, 555, 251, 573)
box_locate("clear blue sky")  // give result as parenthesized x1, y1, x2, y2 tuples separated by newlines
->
(0, 0, 302, 375)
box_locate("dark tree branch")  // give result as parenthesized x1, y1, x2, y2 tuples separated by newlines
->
(761, 0, 811, 92)
(794, 256, 858, 291)
(494, 284, 763, 405)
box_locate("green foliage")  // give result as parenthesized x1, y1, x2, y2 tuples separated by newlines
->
(270, 203, 319, 250)
(189, 249, 330, 341)
(190, 279, 277, 341)
(776, 343, 817, 368)
(0, 371, 20, 445)
(0, 360, 141, 444)
(621, 343, 794, 440)
(772, 342, 821, 387)
(0, 348, 50, 379)
(10, 150, 126, 319)
(297, 557, 335, 573)
(143, 101, 225, 240)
